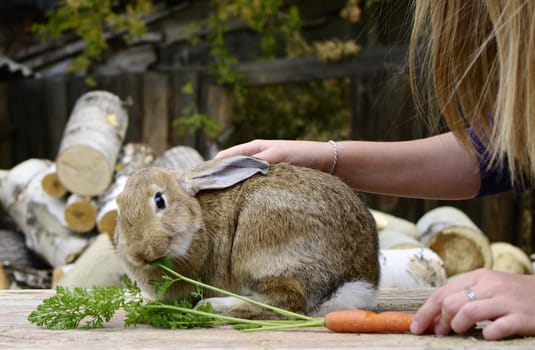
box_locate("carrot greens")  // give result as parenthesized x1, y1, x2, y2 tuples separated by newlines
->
(27, 257, 322, 331)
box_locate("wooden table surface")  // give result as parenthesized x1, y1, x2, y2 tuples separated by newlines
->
(1, 289, 534, 349)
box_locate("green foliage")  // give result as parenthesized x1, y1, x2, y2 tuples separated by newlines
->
(227, 78, 351, 147)
(205, 1, 360, 145)
(28, 278, 129, 329)
(32, 1, 363, 140)
(31, 0, 153, 73)
(133, 300, 217, 329)
(28, 274, 219, 330)
(174, 82, 219, 138)
(206, 0, 304, 84)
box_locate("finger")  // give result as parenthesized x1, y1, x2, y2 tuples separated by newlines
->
(215, 140, 265, 159)
(412, 279, 482, 335)
(449, 298, 497, 334)
(434, 288, 477, 335)
(411, 287, 449, 334)
(482, 313, 535, 340)
(250, 148, 283, 164)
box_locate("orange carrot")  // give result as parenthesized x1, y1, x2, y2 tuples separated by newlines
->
(324, 310, 435, 334)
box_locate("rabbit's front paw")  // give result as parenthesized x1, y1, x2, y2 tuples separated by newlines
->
(195, 296, 273, 319)
(195, 296, 243, 314)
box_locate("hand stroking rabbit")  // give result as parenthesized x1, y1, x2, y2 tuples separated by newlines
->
(114, 156, 379, 319)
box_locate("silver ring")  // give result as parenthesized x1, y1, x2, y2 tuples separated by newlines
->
(465, 287, 476, 302)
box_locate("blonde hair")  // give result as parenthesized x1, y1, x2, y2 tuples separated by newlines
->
(409, 0, 535, 184)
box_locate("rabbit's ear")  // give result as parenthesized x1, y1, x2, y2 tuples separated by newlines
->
(179, 156, 269, 195)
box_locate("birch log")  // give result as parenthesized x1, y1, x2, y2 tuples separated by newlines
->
(416, 206, 492, 277)
(0, 229, 36, 268)
(379, 248, 447, 288)
(151, 145, 204, 169)
(370, 209, 418, 238)
(96, 175, 127, 238)
(56, 91, 128, 196)
(54, 233, 125, 288)
(1, 262, 52, 289)
(96, 143, 155, 237)
(113, 143, 155, 178)
(379, 229, 423, 250)
(491, 242, 533, 274)
(0, 262, 8, 289)
(40, 164, 68, 198)
(64, 194, 97, 233)
(0, 159, 90, 267)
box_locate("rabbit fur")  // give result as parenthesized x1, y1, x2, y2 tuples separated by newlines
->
(114, 156, 380, 319)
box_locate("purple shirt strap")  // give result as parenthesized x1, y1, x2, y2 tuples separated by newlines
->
(467, 128, 527, 196)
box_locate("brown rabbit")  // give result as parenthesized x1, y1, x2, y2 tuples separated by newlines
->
(115, 156, 379, 319)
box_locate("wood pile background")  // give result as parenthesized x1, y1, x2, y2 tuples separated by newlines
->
(1, 95, 532, 289)
(0, 89, 206, 288)
(0, 46, 534, 289)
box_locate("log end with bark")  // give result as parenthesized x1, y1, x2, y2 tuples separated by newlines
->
(56, 91, 129, 197)
(491, 241, 533, 274)
(41, 166, 68, 198)
(370, 209, 418, 239)
(379, 229, 423, 250)
(57, 145, 115, 197)
(96, 209, 117, 240)
(416, 206, 492, 277)
(64, 194, 97, 233)
(379, 248, 447, 288)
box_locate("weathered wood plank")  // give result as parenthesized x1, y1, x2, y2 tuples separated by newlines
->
(374, 288, 432, 312)
(2, 289, 534, 349)
(0, 83, 12, 169)
(17, 3, 189, 70)
(142, 72, 169, 155)
(170, 68, 202, 150)
(41, 77, 68, 158)
(236, 45, 407, 86)
(95, 73, 143, 143)
(65, 75, 89, 115)
(6, 80, 27, 164)
(122, 73, 144, 143)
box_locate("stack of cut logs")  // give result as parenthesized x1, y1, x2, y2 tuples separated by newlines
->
(0, 91, 204, 289)
(0, 90, 533, 290)
(374, 205, 533, 289)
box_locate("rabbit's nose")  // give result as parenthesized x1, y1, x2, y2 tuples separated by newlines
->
(127, 252, 149, 267)
(127, 236, 169, 266)
(126, 246, 158, 268)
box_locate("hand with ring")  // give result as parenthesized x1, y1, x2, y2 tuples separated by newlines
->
(410, 268, 535, 340)
(465, 287, 476, 302)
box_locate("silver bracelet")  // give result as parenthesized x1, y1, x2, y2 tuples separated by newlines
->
(328, 140, 338, 175)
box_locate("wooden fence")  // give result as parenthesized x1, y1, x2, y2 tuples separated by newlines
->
(0, 45, 533, 253)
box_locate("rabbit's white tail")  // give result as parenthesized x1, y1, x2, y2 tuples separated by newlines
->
(311, 280, 377, 316)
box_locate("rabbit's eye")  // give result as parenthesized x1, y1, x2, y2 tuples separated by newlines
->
(154, 192, 166, 210)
